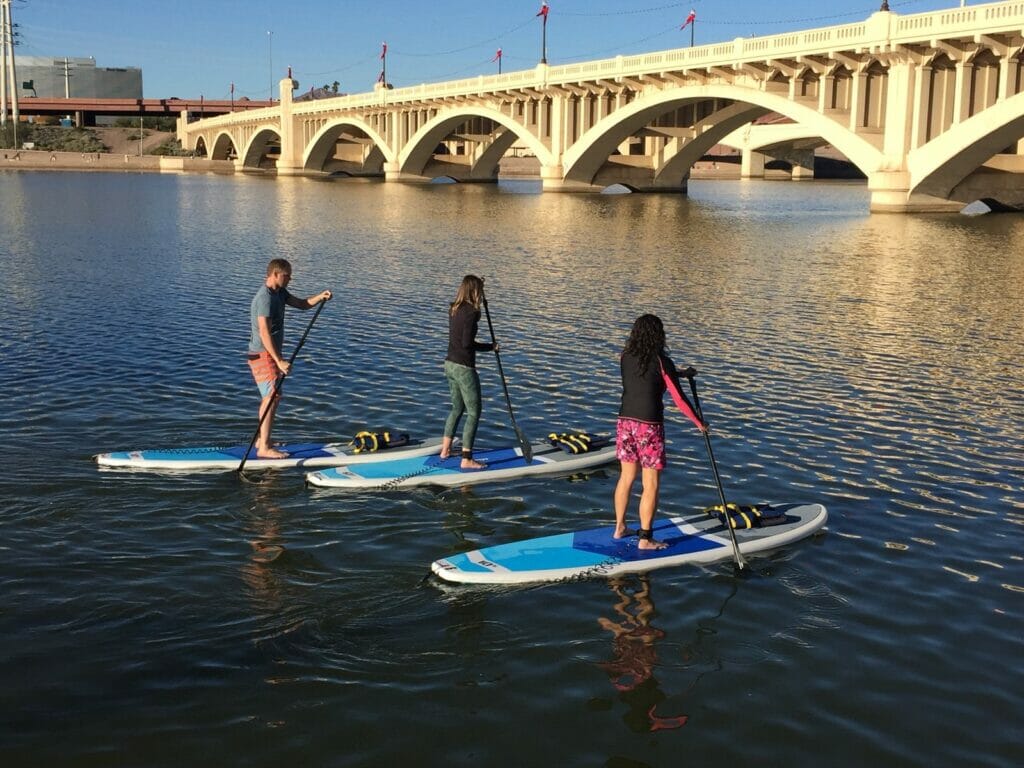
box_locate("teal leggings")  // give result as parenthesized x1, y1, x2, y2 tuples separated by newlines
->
(443, 360, 482, 455)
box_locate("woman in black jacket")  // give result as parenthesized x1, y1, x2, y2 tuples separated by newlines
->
(440, 275, 496, 469)
(614, 314, 700, 549)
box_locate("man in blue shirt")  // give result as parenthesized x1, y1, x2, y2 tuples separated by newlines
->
(247, 258, 331, 458)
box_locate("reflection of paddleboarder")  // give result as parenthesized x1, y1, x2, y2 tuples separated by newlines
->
(597, 576, 688, 732)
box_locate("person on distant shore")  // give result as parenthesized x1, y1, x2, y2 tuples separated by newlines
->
(440, 274, 497, 470)
(247, 258, 331, 459)
(613, 314, 702, 549)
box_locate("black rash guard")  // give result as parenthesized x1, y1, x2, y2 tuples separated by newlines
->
(446, 303, 494, 368)
(619, 351, 687, 424)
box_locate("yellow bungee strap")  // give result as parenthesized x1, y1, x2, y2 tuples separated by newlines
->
(547, 432, 594, 454)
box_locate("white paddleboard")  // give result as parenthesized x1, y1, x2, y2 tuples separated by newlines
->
(95, 436, 444, 471)
(431, 503, 827, 584)
(306, 440, 617, 490)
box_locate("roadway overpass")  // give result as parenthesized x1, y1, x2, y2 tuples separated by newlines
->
(178, 1, 1024, 212)
(17, 97, 273, 126)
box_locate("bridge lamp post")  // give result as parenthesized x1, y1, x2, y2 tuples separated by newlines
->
(267, 30, 273, 102)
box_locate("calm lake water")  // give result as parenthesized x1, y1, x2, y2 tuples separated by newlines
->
(1, 170, 1022, 767)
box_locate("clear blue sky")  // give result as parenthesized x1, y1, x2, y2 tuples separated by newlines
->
(15, 0, 966, 99)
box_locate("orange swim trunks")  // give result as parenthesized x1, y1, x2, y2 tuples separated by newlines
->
(247, 352, 281, 398)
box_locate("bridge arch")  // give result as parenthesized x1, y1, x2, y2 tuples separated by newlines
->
(303, 118, 393, 174)
(210, 131, 238, 161)
(561, 84, 883, 189)
(909, 90, 1024, 200)
(194, 136, 208, 158)
(241, 126, 282, 170)
(399, 106, 553, 180)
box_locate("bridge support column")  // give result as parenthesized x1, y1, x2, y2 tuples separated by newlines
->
(276, 75, 304, 176)
(868, 171, 911, 212)
(790, 149, 815, 180)
(540, 164, 599, 192)
(384, 160, 431, 184)
(741, 149, 765, 178)
(868, 170, 959, 213)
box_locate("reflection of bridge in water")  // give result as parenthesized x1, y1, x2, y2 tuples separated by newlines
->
(178, 1, 1024, 212)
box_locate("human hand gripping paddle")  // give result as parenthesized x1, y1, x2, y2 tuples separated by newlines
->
(681, 372, 747, 571)
(480, 288, 532, 463)
(237, 297, 329, 476)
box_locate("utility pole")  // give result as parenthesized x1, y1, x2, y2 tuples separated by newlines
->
(1, 0, 8, 129)
(1, 0, 20, 146)
(62, 57, 72, 98)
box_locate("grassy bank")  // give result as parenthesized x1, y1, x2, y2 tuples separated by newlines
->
(1, 123, 189, 156)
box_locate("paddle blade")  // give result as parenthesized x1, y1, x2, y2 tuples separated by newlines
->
(516, 428, 533, 463)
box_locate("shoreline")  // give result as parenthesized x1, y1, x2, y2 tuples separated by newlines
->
(1, 148, 235, 174)
(1, 148, 861, 182)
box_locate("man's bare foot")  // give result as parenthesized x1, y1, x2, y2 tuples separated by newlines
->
(638, 538, 668, 550)
(460, 458, 486, 470)
(613, 526, 635, 539)
(257, 447, 289, 460)
(439, 437, 453, 460)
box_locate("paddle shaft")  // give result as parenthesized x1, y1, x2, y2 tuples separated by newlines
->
(480, 292, 532, 463)
(237, 298, 328, 474)
(686, 376, 747, 571)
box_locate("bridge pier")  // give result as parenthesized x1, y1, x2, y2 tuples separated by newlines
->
(741, 149, 765, 179)
(790, 149, 815, 181)
(868, 171, 961, 213)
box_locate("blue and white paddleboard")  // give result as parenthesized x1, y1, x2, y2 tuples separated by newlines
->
(95, 436, 444, 472)
(431, 503, 827, 584)
(306, 440, 617, 490)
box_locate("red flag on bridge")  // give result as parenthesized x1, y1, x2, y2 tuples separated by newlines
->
(492, 48, 502, 62)
(680, 9, 696, 29)
(380, 41, 388, 59)
(536, 2, 549, 18)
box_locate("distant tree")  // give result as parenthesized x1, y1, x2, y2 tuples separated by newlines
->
(332, 81, 339, 93)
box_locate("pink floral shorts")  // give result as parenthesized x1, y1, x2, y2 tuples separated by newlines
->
(615, 418, 666, 470)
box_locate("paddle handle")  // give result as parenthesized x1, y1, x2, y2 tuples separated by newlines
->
(686, 374, 747, 571)
(481, 291, 532, 463)
(237, 298, 328, 474)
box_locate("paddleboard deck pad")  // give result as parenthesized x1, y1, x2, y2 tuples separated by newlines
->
(431, 502, 827, 584)
(95, 436, 444, 471)
(306, 438, 616, 490)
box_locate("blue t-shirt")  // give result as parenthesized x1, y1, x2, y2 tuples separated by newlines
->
(249, 285, 292, 354)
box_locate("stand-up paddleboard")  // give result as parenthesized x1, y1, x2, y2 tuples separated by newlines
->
(306, 439, 617, 490)
(95, 436, 444, 472)
(431, 503, 827, 584)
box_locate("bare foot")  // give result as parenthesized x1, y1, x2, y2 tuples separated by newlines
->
(612, 526, 635, 540)
(638, 538, 668, 550)
(460, 458, 486, 470)
(439, 437, 453, 460)
(257, 447, 289, 460)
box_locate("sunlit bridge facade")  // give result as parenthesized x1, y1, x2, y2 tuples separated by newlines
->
(179, 1, 1024, 213)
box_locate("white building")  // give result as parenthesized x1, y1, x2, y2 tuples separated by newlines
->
(15, 56, 142, 99)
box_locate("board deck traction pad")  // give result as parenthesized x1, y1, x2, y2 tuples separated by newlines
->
(306, 439, 617, 489)
(94, 436, 444, 470)
(431, 503, 827, 584)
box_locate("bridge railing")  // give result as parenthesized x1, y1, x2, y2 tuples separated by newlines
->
(184, 0, 1024, 131)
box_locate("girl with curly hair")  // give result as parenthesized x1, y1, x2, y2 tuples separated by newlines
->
(614, 314, 701, 549)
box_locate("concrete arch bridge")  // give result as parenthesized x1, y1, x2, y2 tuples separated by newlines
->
(179, 1, 1024, 212)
